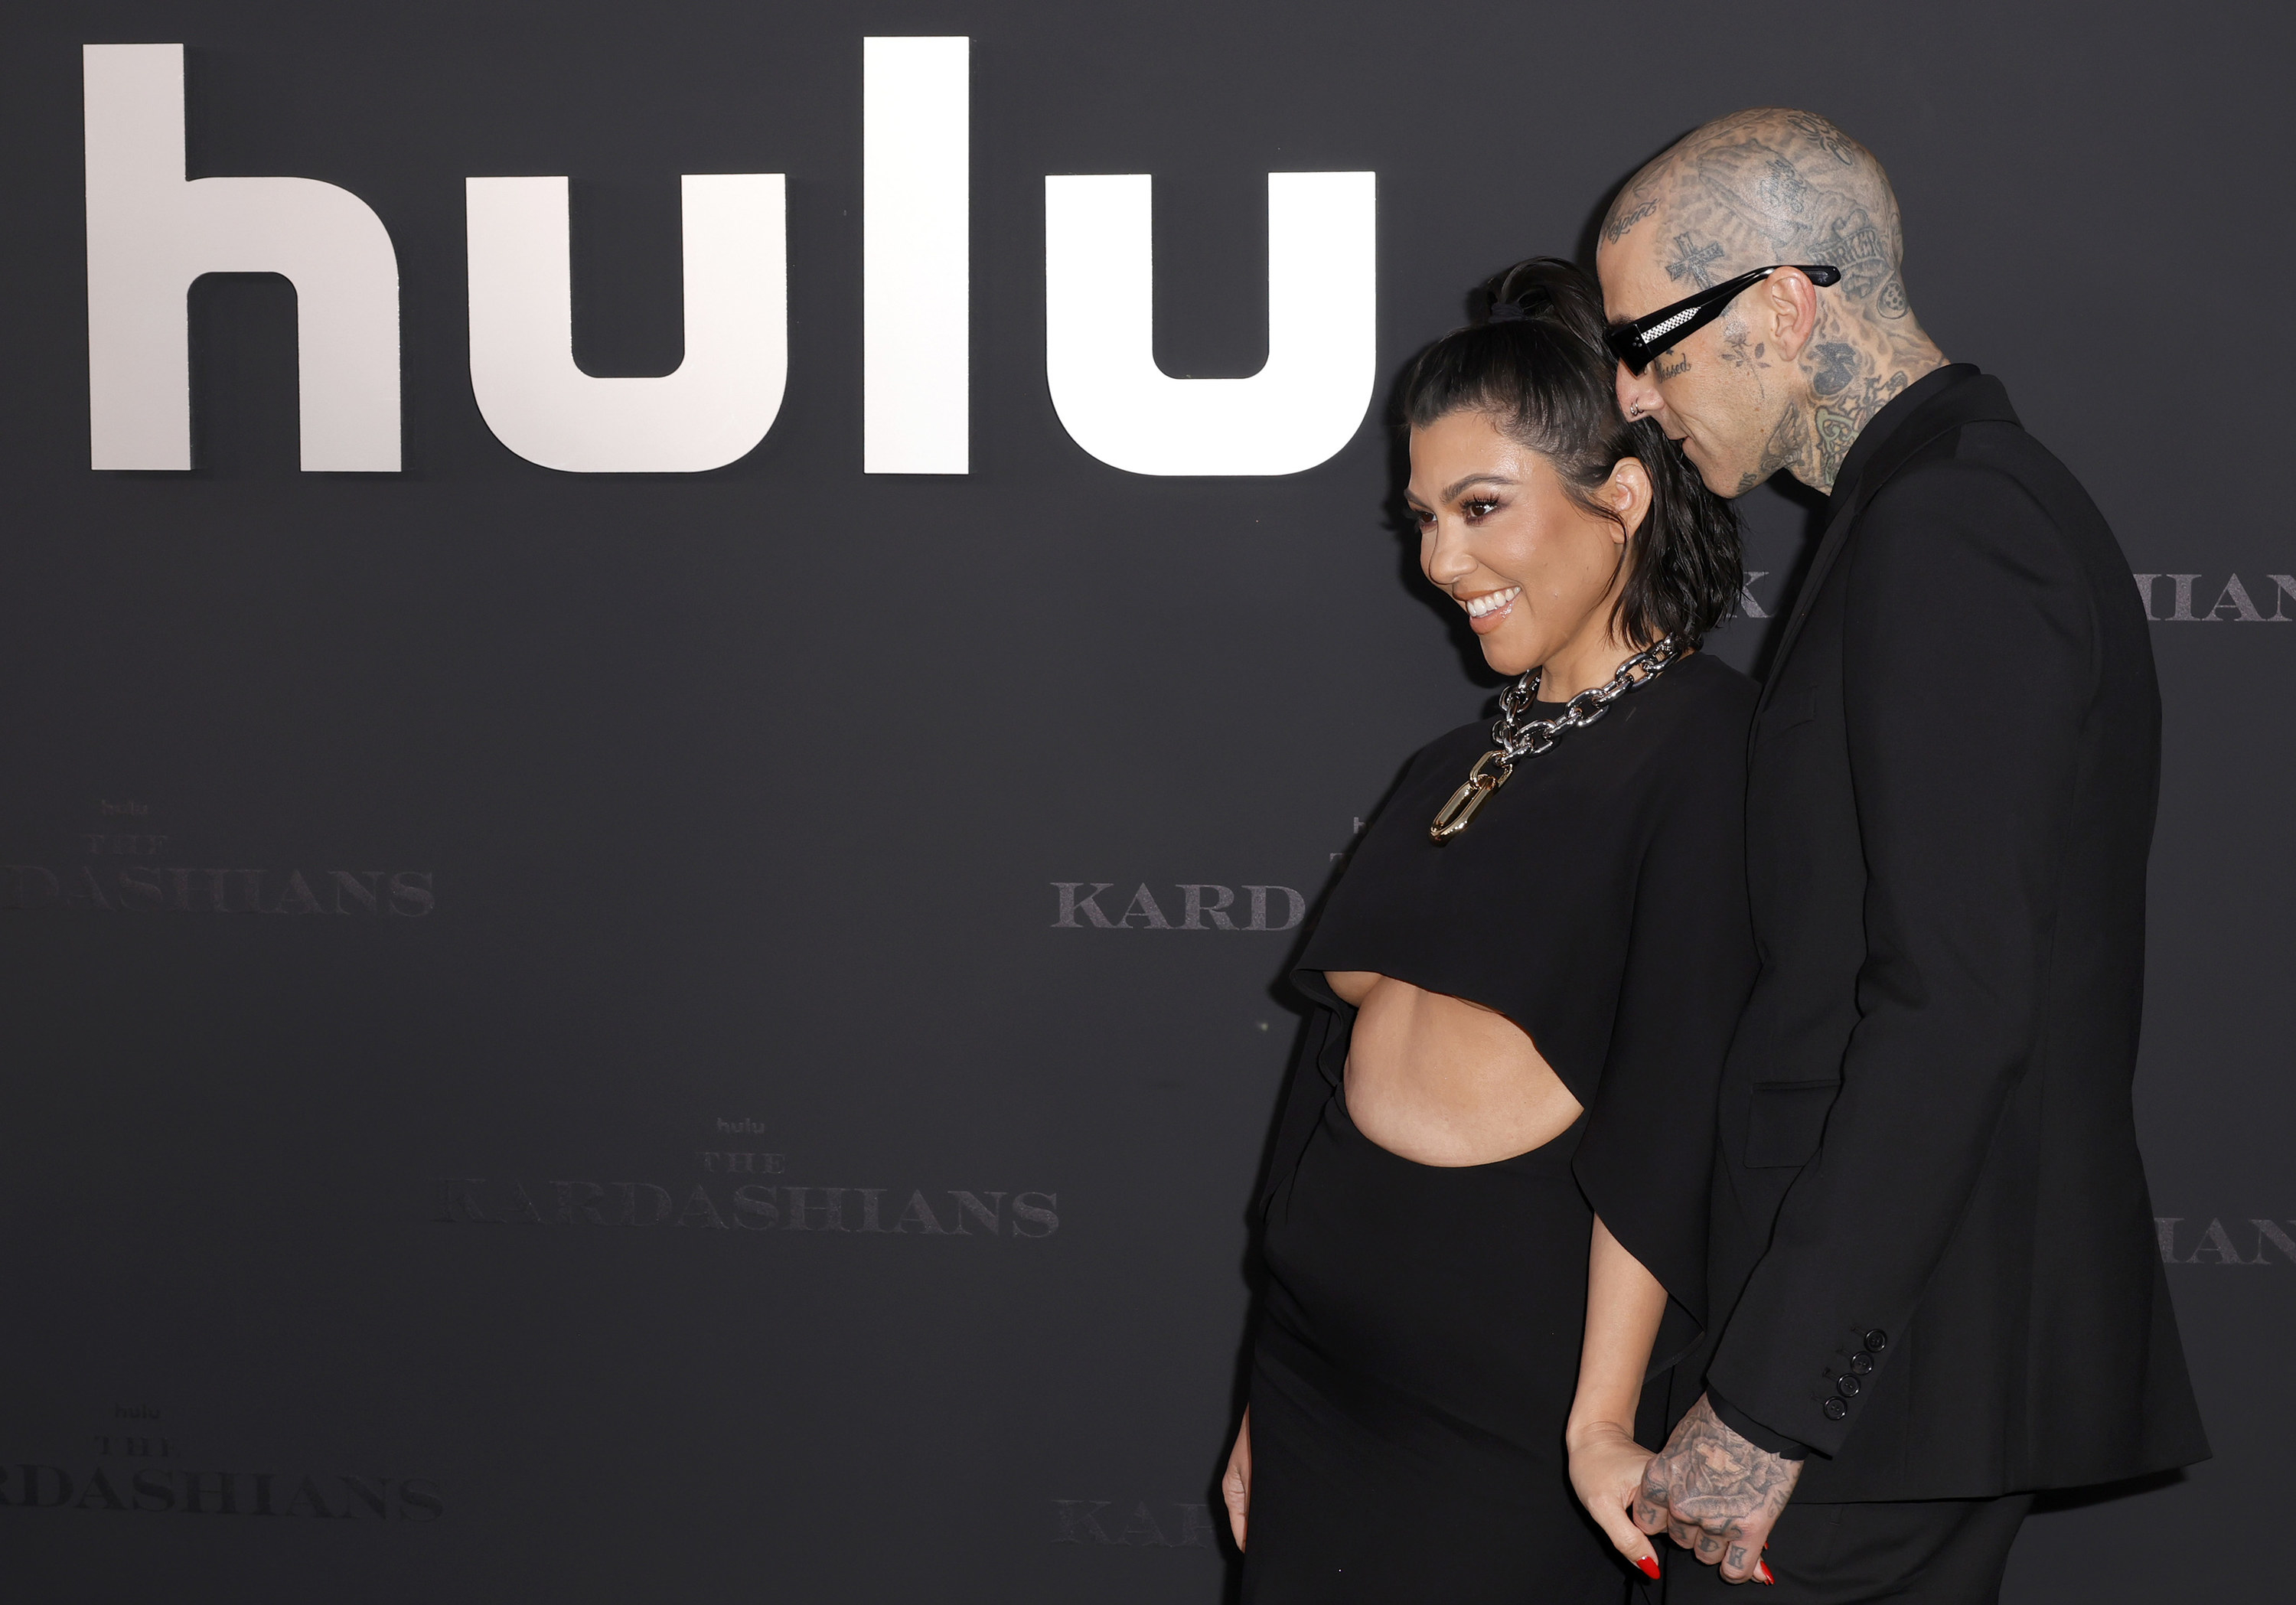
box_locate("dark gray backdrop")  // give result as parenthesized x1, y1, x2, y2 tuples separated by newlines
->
(2, 2, 2285, 1600)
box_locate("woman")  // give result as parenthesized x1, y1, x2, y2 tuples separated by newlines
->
(1222, 259, 1759, 1602)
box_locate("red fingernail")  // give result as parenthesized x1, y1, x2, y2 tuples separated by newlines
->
(1636, 1554, 1662, 1581)
(1756, 1560, 1776, 1585)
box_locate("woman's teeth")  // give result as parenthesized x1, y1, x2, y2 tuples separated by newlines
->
(1464, 586, 1520, 618)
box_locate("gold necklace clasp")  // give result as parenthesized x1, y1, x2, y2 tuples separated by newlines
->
(1425, 636, 1680, 844)
(1429, 749, 1514, 843)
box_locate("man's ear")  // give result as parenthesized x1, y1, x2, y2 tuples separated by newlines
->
(1605, 458, 1654, 542)
(1764, 268, 1825, 363)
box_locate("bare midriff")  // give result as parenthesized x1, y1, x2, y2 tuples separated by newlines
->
(1322, 970, 1583, 1166)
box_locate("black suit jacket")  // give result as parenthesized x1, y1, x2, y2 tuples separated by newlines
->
(1701, 364, 2210, 1500)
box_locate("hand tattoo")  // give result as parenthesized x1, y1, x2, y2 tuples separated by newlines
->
(1636, 1473, 1668, 1533)
(1645, 1396, 1802, 1571)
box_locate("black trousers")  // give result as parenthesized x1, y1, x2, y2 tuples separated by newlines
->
(1658, 1493, 2032, 1605)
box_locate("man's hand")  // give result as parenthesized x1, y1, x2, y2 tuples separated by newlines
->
(1638, 1395, 1795, 1584)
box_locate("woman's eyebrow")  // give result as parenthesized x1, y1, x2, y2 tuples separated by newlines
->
(1441, 472, 1517, 501)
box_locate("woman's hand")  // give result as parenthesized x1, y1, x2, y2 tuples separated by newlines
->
(1567, 1419, 1662, 1581)
(1569, 1218, 1668, 1580)
(1221, 1408, 1251, 1551)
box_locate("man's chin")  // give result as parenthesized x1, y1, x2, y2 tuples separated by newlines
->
(1676, 442, 1734, 497)
(1697, 455, 1766, 499)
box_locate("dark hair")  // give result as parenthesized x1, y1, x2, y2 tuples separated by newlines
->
(1399, 257, 1742, 650)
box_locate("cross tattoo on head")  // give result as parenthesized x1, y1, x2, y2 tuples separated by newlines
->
(1667, 233, 1725, 288)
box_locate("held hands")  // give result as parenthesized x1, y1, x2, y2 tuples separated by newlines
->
(1637, 1395, 1794, 1585)
(1565, 1420, 1664, 1581)
(1221, 1408, 1251, 1551)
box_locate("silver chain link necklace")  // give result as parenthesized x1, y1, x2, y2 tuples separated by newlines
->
(1429, 635, 1681, 843)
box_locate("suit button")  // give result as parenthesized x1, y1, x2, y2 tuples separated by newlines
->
(1835, 1375, 1861, 1398)
(1823, 1398, 1848, 1421)
(1849, 1353, 1874, 1375)
(1863, 1329, 1888, 1352)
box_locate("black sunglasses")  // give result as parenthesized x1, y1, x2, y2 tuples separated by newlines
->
(1605, 263, 1842, 375)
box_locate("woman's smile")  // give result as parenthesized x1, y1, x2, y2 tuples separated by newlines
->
(1407, 407, 1655, 683)
(1460, 585, 1521, 634)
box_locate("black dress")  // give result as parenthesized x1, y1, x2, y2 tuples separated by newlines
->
(1242, 651, 1757, 1603)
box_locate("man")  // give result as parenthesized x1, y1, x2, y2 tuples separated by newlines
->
(1594, 109, 2208, 1600)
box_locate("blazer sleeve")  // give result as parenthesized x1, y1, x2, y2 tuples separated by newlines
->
(1574, 704, 1757, 1372)
(1705, 462, 2095, 1455)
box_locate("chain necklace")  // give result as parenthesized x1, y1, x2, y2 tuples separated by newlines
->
(1429, 635, 1681, 843)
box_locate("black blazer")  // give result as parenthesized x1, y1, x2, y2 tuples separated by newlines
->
(1701, 365, 2210, 1500)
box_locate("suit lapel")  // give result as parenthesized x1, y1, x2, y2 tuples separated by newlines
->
(1753, 368, 2019, 715)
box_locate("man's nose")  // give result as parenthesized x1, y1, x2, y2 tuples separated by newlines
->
(1616, 360, 1664, 426)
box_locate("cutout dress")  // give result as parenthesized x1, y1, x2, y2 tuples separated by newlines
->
(1241, 651, 1757, 1603)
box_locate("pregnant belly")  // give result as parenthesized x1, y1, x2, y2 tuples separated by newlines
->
(1324, 971, 1583, 1166)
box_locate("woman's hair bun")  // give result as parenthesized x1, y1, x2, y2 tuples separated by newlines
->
(1481, 272, 1557, 326)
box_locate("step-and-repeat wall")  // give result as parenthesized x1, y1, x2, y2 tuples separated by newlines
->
(2, 3, 2283, 1601)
